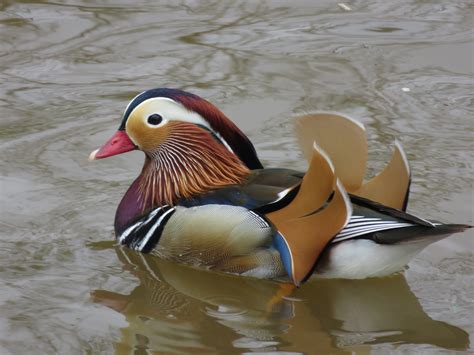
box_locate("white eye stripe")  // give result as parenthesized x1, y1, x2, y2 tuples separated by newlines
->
(128, 97, 209, 127)
(125, 97, 234, 153)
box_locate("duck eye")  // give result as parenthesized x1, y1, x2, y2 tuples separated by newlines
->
(147, 114, 163, 125)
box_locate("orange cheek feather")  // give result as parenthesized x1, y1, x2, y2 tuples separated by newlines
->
(126, 116, 171, 152)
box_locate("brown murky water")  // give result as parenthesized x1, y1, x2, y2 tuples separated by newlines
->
(1, 0, 473, 353)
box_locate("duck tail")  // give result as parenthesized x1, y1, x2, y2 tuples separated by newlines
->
(440, 223, 472, 232)
(429, 223, 472, 239)
(371, 222, 472, 245)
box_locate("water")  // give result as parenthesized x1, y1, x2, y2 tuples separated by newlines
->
(1, 0, 473, 353)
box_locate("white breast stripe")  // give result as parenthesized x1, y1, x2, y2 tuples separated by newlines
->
(118, 206, 166, 243)
(119, 221, 143, 244)
(137, 208, 176, 251)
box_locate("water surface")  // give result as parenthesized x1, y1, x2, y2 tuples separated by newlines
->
(1, 0, 473, 353)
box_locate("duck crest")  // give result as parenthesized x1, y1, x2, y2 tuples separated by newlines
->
(115, 122, 250, 234)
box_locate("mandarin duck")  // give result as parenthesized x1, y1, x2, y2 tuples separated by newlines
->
(89, 88, 470, 286)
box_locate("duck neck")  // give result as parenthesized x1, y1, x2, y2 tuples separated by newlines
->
(114, 124, 250, 235)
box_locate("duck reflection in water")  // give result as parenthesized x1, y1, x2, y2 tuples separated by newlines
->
(92, 246, 469, 353)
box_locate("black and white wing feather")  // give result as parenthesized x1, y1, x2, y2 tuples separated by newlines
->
(332, 215, 416, 243)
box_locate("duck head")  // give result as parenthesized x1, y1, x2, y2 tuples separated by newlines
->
(90, 88, 262, 234)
